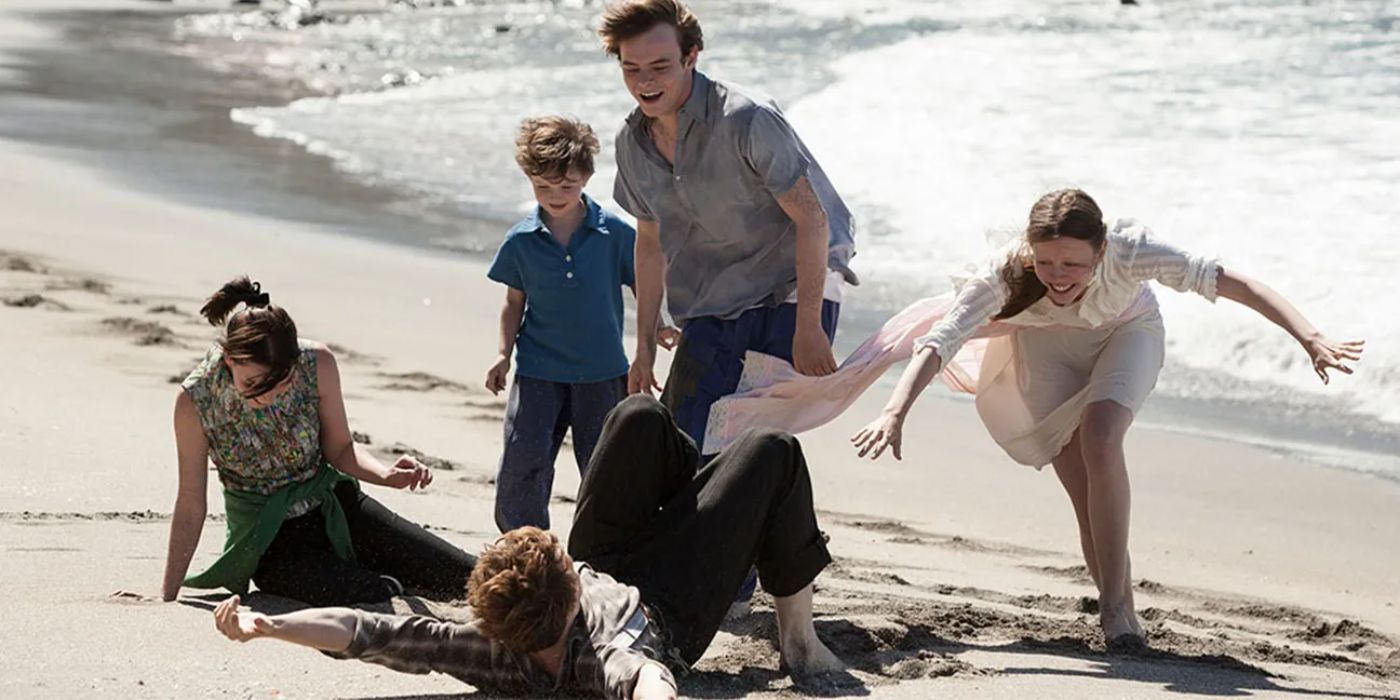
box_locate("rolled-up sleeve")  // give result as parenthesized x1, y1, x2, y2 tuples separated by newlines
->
(742, 106, 811, 197)
(913, 271, 1008, 367)
(1124, 227, 1221, 302)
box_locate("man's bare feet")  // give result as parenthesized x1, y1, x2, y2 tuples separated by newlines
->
(780, 634, 847, 676)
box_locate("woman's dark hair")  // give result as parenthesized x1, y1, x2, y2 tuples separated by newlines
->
(993, 188, 1108, 320)
(199, 276, 298, 398)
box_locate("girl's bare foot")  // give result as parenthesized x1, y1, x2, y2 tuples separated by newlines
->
(1100, 601, 1144, 649)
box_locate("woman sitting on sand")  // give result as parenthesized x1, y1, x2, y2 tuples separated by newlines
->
(850, 189, 1362, 648)
(160, 276, 475, 606)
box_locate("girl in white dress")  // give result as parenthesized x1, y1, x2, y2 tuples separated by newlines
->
(850, 189, 1364, 648)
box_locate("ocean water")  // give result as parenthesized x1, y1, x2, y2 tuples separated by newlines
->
(175, 0, 1399, 474)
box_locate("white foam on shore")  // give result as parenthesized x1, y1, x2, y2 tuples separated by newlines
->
(217, 0, 1399, 460)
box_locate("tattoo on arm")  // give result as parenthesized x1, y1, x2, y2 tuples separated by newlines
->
(776, 176, 828, 229)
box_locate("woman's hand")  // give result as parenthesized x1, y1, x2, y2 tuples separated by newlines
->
(1304, 335, 1364, 384)
(215, 595, 276, 642)
(382, 455, 433, 491)
(851, 411, 905, 461)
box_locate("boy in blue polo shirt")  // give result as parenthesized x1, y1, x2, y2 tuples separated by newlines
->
(484, 116, 637, 532)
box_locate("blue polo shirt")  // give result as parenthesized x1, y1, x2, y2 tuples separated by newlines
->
(487, 195, 636, 384)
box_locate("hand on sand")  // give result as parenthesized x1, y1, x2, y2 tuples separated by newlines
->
(1305, 336, 1364, 384)
(656, 326, 681, 351)
(214, 595, 275, 643)
(628, 353, 663, 395)
(792, 324, 837, 376)
(484, 354, 511, 395)
(851, 411, 904, 461)
(383, 455, 432, 491)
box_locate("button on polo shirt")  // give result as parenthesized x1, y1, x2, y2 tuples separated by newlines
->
(487, 195, 637, 383)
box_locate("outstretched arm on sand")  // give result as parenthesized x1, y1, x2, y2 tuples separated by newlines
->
(213, 595, 355, 651)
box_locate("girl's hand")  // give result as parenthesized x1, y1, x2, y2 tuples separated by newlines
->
(215, 595, 276, 642)
(1305, 336, 1364, 384)
(851, 411, 905, 461)
(383, 455, 432, 491)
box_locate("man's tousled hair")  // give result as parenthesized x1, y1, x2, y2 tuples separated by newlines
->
(466, 527, 579, 652)
(599, 0, 704, 59)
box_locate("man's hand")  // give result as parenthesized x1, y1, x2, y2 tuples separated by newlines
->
(214, 595, 276, 642)
(628, 349, 663, 395)
(792, 323, 837, 376)
(382, 455, 432, 491)
(632, 663, 677, 700)
(656, 326, 681, 351)
(484, 354, 511, 395)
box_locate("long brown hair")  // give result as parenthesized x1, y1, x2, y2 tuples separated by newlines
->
(199, 276, 298, 398)
(993, 189, 1108, 320)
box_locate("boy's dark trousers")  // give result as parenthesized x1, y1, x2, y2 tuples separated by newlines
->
(495, 373, 626, 532)
(567, 395, 831, 663)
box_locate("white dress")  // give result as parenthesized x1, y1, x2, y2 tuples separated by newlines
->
(913, 219, 1221, 467)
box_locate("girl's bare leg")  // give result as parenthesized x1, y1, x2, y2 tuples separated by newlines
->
(1077, 400, 1142, 642)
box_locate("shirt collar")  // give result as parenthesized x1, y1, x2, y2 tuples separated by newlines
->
(519, 194, 609, 237)
(678, 69, 713, 122)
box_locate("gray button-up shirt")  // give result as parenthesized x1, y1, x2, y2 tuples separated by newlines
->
(613, 70, 857, 323)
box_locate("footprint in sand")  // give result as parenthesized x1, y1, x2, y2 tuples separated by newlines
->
(3, 293, 71, 311)
(376, 370, 472, 393)
(0, 252, 45, 273)
(380, 442, 460, 472)
(100, 317, 180, 347)
(48, 277, 110, 295)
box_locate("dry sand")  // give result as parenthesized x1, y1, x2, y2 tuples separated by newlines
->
(2, 2, 1399, 698)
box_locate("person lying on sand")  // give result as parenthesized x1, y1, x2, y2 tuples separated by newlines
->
(212, 396, 845, 699)
(162, 276, 476, 606)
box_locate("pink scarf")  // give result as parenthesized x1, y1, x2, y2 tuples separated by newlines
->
(703, 293, 1010, 453)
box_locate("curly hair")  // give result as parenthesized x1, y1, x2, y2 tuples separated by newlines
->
(466, 527, 580, 652)
(514, 116, 599, 181)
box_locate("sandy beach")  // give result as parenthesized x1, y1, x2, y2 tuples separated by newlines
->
(2, 2, 1398, 698)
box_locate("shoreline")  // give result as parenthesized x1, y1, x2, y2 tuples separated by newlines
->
(9, 0, 1397, 483)
(3, 2, 1399, 698)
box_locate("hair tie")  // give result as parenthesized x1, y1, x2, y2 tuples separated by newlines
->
(243, 281, 271, 308)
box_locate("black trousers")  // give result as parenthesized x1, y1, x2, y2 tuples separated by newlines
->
(253, 480, 476, 606)
(568, 395, 831, 663)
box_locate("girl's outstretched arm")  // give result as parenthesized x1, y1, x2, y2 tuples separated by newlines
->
(850, 345, 945, 460)
(1215, 267, 1365, 384)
